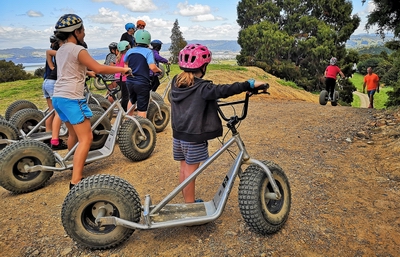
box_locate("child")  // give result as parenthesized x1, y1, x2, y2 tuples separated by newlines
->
(124, 29, 162, 117)
(43, 36, 65, 150)
(102, 42, 118, 83)
(120, 23, 135, 48)
(149, 39, 170, 92)
(53, 14, 131, 189)
(170, 44, 266, 203)
(114, 40, 131, 111)
(324, 57, 345, 100)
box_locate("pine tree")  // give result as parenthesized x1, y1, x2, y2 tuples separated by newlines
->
(169, 19, 187, 64)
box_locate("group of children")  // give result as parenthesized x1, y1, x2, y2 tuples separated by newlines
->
(103, 21, 170, 114)
(43, 14, 267, 205)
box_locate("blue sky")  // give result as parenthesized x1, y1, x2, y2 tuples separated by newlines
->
(0, 0, 376, 49)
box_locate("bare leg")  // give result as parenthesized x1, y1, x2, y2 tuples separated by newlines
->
(45, 98, 54, 132)
(70, 118, 93, 185)
(179, 161, 200, 203)
(64, 122, 77, 151)
(51, 112, 62, 145)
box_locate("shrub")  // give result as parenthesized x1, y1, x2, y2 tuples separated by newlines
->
(0, 60, 33, 82)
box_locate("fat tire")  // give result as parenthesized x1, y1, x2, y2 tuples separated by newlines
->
(89, 111, 111, 150)
(0, 140, 55, 193)
(147, 101, 170, 133)
(150, 91, 164, 103)
(118, 117, 156, 161)
(0, 119, 19, 150)
(319, 90, 328, 105)
(331, 91, 339, 106)
(5, 100, 38, 120)
(93, 77, 107, 90)
(9, 108, 45, 135)
(238, 160, 291, 235)
(166, 83, 172, 104)
(158, 64, 165, 79)
(61, 174, 141, 249)
(89, 94, 112, 120)
(88, 104, 105, 114)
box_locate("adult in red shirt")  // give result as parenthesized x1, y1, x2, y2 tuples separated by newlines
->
(363, 67, 380, 108)
(324, 57, 345, 100)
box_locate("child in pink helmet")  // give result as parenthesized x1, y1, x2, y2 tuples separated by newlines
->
(170, 43, 266, 203)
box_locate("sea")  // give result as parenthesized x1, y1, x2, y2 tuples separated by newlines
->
(22, 62, 45, 72)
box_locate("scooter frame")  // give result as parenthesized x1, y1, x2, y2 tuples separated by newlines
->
(61, 84, 292, 249)
(0, 77, 157, 193)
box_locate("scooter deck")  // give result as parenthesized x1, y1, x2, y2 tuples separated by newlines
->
(150, 203, 208, 222)
(23, 131, 52, 141)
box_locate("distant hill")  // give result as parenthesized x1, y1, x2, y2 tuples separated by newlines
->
(0, 35, 395, 65)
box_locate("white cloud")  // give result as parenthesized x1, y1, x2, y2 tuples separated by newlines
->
(191, 14, 224, 22)
(177, 1, 211, 16)
(180, 23, 239, 41)
(92, 0, 157, 12)
(27, 10, 44, 17)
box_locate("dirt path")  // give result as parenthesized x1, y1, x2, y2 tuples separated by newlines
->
(1, 96, 400, 256)
(353, 90, 370, 108)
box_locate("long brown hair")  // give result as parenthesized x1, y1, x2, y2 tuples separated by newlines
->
(175, 71, 195, 88)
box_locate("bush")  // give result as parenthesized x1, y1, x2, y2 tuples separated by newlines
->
(34, 67, 45, 78)
(0, 60, 34, 82)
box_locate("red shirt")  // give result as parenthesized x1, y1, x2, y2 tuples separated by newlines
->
(325, 65, 341, 79)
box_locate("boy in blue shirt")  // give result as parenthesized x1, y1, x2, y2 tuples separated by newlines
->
(124, 29, 162, 117)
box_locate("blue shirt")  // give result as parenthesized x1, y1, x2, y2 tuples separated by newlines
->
(124, 46, 155, 85)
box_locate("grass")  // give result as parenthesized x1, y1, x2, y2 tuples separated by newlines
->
(349, 73, 392, 109)
(277, 79, 302, 90)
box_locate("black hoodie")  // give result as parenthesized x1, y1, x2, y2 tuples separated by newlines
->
(170, 75, 252, 142)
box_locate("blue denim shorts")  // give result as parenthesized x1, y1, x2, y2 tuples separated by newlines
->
(42, 79, 56, 98)
(52, 97, 92, 125)
(367, 90, 376, 97)
(173, 138, 209, 164)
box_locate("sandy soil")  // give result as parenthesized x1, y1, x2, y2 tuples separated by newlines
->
(0, 67, 399, 256)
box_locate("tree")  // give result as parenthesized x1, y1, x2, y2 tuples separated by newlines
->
(169, 19, 187, 64)
(236, 0, 360, 99)
(363, 0, 400, 107)
(0, 60, 33, 83)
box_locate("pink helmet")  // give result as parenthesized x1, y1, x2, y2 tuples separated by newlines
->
(178, 44, 212, 71)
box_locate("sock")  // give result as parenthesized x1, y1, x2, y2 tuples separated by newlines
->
(50, 138, 59, 146)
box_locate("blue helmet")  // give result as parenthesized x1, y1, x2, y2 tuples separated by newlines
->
(125, 23, 135, 31)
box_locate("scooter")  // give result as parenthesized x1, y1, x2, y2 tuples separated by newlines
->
(60, 84, 292, 250)
(0, 75, 157, 194)
(319, 90, 339, 106)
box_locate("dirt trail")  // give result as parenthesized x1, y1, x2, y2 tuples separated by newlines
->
(0, 67, 399, 256)
(353, 90, 370, 108)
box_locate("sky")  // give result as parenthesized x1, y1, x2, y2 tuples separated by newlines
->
(0, 0, 377, 50)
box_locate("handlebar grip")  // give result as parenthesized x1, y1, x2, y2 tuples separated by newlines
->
(249, 83, 270, 94)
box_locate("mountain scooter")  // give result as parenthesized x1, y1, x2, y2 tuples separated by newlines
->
(61, 84, 292, 250)
(0, 75, 157, 194)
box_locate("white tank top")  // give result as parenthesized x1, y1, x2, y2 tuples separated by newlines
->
(54, 42, 87, 99)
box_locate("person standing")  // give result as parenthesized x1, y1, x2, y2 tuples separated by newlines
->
(124, 29, 162, 117)
(363, 67, 380, 108)
(324, 57, 345, 100)
(120, 23, 135, 48)
(114, 40, 131, 111)
(53, 14, 131, 189)
(150, 39, 170, 92)
(170, 44, 266, 203)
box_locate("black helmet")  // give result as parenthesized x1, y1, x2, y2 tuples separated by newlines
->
(151, 39, 162, 51)
(108, 42, 118, 51)
(50, 35, 58, 43)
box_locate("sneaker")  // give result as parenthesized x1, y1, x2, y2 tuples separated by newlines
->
(51, 139, 68, 150)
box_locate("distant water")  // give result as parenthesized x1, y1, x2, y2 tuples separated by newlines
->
(21, 62, 45, 72)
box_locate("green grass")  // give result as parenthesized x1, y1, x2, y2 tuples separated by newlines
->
(277, 79, 302, 90)
(349, 73, 392, 109)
